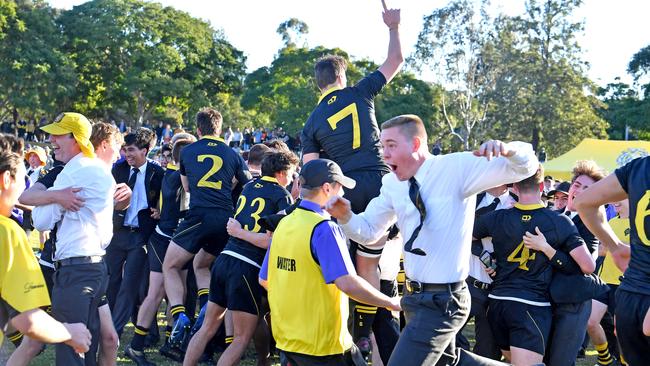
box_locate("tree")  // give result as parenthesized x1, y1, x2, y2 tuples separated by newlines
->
(0, 0, 76, 120)
(485, 0, 608, 157)
(58, 0, 246, 125)
(410, 0, 498, 150)
(277, 18, 309, 48)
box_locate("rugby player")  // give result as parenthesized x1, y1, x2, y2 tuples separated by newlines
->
(183, 150, 298, 366)
(300, 0, 403, 358)
(163, 108, 252, 346)
(575, 155, 650, 365)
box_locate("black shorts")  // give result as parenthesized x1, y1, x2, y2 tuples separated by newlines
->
(614, 289, 650, 365)
(172, 207, 230, 256)
(487, 299, 552, 355)
(209, 253, 263, 316)
(343, 170, 387, 258)
(594, 284, 619, 312)
(279, 345, 365, 366)
(148, 231, 171, 273)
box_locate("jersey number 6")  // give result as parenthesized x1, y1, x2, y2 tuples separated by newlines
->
(327, 103, 360, 149)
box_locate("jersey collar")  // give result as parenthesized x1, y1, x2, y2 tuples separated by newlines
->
(201, 135, 226, 144)
(166, 163, 179, 171)
(514, 202, 545, 211)
(260, 176, 279, 184)
(318, 86, 344, 104)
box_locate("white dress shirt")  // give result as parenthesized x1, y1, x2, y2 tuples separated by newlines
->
(124, 160, 148, 227)
(32, 153, 115, 260)
(26, 166, 43, 186)
(340, 142, 538, 284)
(469, 191, 517, 283)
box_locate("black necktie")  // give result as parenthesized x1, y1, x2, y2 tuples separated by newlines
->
(127, 167, 139, 190)
(27, 169, 33, 176)
(475, 197, 500, 217)
(404, 177, 427, 256)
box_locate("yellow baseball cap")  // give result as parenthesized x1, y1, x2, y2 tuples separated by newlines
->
(25, 146, 47, 166)
(41, 112, 95, 158)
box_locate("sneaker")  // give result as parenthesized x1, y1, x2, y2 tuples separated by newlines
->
(125, 344, 156, 366)
(355, 336, 372, 362)
(159, 341, 184, 363)
(169, 313, 191, 347)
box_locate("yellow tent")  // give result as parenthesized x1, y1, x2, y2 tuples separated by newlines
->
(543, 138, 650, 181)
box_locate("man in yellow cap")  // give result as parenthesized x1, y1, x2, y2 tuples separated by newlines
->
(31, 112, 115, 366)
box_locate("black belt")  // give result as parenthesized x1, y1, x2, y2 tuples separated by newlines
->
(55, 255, 104, 269)
(467, 276, 492, 291)
(122, 225, 140, 232)
(405, 279, 464, 294)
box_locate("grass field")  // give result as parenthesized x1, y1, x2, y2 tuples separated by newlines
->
(20, 315, 598, 366)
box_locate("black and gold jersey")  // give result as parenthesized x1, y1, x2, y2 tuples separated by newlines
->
(301, 70, 389, 174)
(615, 156, 650, 295)
(225, 176, 293, 265)
(179, 136, 251, 210)
(157, 164, 186, 236)
(474, 203, 584, 303)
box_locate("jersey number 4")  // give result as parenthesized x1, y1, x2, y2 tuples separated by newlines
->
(197, 154, 223, 189)
(507, 241, 536, 271)
(327, 103, 360, 149)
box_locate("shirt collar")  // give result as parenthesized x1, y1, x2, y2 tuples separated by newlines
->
(299, 199, 326, 216)
(260, 176, 279, 184)
(318, 85, 344, 104)
(514, 202, 545, 211)
(201, 135, 226, 144)
(132, 160, 147, 172)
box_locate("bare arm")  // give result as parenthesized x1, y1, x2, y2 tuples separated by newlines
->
(226, 218, 272, 249)
(377, 0, 403, 83)
(335, 274, 400, 311)
(181, 174, 190, 193)
(574, 174, 630, 271)
(19, 183, 84, 211)
(523, 226, 595, 274)
(302, 152, 319, 165)
(11, 309, 91, 353)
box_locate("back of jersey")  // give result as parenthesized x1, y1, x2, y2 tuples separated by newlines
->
(615, 156, 650, 295)
(477, 204, 579, 303)
(179, 136, 251, 210)
(302, 71, 389, 174)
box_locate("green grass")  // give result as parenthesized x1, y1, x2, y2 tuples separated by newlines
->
(22, 316, 597, 365)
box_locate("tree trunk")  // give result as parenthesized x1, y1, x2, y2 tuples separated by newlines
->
(531, 125, 540, 152)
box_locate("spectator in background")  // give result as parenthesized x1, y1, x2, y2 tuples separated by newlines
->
(253, 127, 263, 144)
(162, 124, 174, 145)
(243, 128, 253, 151)
(232, 128, 243, 149)
(548, 181, 570, 213)
(24, 146, 47, 186)
(155, 121, 164, 142)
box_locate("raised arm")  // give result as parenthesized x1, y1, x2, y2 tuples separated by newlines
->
(377, 0, 403, 83)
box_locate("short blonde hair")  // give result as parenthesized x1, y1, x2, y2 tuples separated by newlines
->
(90, 122, 123, 149)
(571, 160, 606, 183)
(381, 114, 427, 140)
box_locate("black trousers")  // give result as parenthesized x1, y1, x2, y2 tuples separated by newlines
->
(373, 280, 401, 364)
(387, 284, 506, 366)
(52, 262, 108, 366)
(456, 278, 501, 359)
(105, 229, 148, 336)
(279, 345, 366, 366)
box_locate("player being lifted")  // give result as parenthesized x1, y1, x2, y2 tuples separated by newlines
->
(183, 150, 299, 366)
(163, 109, 252, 346)
(300, 0, 403, 360)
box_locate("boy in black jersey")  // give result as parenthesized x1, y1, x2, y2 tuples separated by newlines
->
(300, 1, 403, 359)
(576, 155, 650, 365)
(124, 136, 196, 365)
(475, 168, 595, 365)
(183, 150, 298, 366)
(163, 108, 252, 346)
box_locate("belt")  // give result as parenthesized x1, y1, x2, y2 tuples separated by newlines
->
(405, 279, 464, 294)
(55, 255, 104, 269)
(122, 225, 140, 232)
(468, 276, 493, 291)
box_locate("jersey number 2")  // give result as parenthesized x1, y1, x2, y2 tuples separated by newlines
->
(327, 103, 360, 149)
(507, 241, 536, 271)
(197, 154, 223, 189)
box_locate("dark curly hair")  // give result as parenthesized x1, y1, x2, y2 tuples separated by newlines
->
(261, 150, 300, 177)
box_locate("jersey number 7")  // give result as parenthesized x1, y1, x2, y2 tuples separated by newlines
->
(327, 103, 360, 149)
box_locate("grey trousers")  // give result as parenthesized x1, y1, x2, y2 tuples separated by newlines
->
(387, 284, 507, 366)
(52, 262, 108, 366)
(545, 300, 591, 366)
